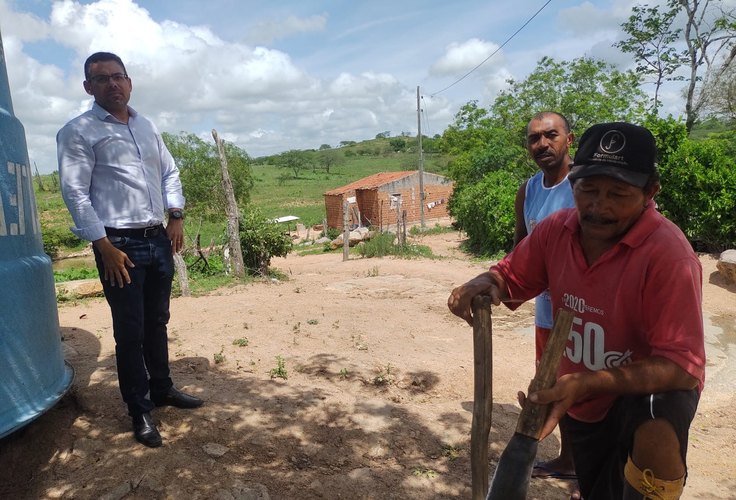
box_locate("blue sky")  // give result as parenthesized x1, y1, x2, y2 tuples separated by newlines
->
(0, 0, 726, 173)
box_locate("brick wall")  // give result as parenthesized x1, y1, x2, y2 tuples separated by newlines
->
(374, 183, 453, 229)
(324, 193, 346, 229)
(324, 172, 454, 230)
(356, 190, 379, 227)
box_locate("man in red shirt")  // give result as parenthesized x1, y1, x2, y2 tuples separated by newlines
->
(448, 122, 705, 499)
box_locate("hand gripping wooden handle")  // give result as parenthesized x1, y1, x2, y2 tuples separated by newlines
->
(471, 295, 493, 500)
(515, 308, 575, 440)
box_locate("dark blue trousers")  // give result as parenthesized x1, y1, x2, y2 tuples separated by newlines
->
(94, 230, 174, 416)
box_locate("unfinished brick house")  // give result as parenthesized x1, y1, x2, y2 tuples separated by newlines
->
(323, 171, 454, 230)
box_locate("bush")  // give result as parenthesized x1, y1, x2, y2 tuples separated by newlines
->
(184, 252, 226, 277)
(163, 132, 254, 217)
(449, 169, 520, 254)
(323, 227, 341, 240)
(239, 208, 293, 275)
(357, 232, 396, 257)
(409, 223, 454, 236)
(657, 137, 736, 251)
(54, 266, 98, 283)
(357, 232, 433, 259)
(42, 227, 83, 258)
(644, 115, 688, 162)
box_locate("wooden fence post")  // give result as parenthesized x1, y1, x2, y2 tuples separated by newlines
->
(343, 199, 350, 261)
(212, 129, 246, 278)
(173, 253, 190, 297)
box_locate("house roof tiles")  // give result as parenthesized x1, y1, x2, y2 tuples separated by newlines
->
(324, 171, 416, 195)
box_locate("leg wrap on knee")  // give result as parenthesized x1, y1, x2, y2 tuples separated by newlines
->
(624, 456, 685, 500)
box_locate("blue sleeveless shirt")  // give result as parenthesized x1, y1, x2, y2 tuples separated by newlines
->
(523, 171, 575, 328)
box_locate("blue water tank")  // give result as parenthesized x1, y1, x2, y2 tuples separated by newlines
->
(0, 31, 73, 438)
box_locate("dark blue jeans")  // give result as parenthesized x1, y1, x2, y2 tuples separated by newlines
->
(94, 230, 175, 416)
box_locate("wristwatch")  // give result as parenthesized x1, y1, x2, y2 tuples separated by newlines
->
(169, 209, 184, 220)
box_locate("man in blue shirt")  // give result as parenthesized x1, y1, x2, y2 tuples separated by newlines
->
(513, 111, 577, 482)
(57, 52, 202, 448)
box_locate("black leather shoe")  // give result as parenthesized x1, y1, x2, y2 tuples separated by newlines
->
(132, 412, 162, 448)
(152, 387, 203, 409)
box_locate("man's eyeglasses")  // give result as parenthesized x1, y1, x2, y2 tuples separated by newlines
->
(88, 73, 129, 85)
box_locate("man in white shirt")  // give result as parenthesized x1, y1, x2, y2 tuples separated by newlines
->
(57, 52, 202, 448)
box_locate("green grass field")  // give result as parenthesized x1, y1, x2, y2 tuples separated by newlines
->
(34, 144, 451, 256)
(250, 151, 448, 226)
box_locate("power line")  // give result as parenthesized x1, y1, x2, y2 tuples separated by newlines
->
(430, 0, 552, 97)
(420, 95, 432, 137)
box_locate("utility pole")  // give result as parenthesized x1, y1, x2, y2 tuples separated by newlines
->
(417, 86, 425, 228)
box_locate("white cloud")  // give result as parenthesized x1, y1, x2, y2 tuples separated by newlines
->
(0, 1, 49, 42)
(0, 0, 718, 172)
(247, 14, 327, 45)
(430, 38, 503, 76)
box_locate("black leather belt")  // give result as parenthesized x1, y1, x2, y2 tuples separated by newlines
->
(105, 225, 164, 238)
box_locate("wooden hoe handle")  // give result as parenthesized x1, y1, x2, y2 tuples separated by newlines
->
(471, 295, 493, 500)
(515, 308, 575, 439)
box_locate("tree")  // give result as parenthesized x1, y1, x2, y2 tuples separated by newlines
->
(679, 0, 736, 131)
(437, 101, 495, 156)
(441, 57, 647, 185)
(238, 207, 293, 276)
(317, 149, 344, 174)
(420, 135, 440, 154)
(275, 149, 311, 178)
(657, 133, 736, 251)
(617, 0, 736, 131)
(448, 169, 520, 254)
(615, 4, 687, 111)
(162, 132, 253, 217)
(441, 56, 649, 253)
(375, 131, 390, 139)
(491, 56, 648, 135)
(319, 143, 332, 150)
(388, 138, 406, 152)
(701, 52, 736, 120)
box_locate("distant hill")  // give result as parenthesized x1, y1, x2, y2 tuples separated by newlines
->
(250, 135, 449, 225)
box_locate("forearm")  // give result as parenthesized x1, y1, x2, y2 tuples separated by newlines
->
(572, 356, 699, 400)
(159, 137, 185, 210)
(58, 128, 106, 241)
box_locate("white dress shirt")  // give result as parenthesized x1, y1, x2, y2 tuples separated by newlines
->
(57, 102, 185, 242)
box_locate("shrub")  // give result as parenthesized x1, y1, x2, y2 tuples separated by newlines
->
(323, 227, 341, 240)
(449, 169, 520, 254)
(184, 252, 226, 277)
(357, 232, 396, 257)
(409, 223, 454, 236)
(42, 227, 83, 258)
(54, 266, 98, 283)
(657, 137, 736, 251)
(389, 138, 406, 152)
(357, 232, 433, 259)
(239, 208, 293, 275)
(644, 115, 688, 162)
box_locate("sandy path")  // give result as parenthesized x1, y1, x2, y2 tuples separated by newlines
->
(0, 230, 734, 499)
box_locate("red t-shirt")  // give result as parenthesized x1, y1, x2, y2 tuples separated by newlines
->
(493, 205, 705, 422)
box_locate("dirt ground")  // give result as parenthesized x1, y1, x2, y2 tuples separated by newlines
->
(1, 229, 734, 500)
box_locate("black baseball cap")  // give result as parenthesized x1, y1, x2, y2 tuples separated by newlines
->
(569, 122, 657, 188)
